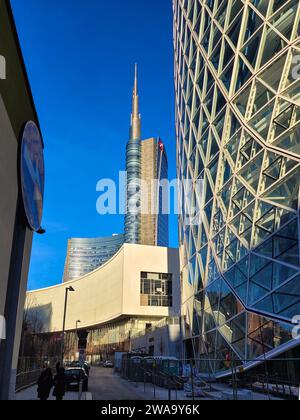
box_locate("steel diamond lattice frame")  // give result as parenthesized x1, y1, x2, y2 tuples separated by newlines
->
(174, 0, 300, 375)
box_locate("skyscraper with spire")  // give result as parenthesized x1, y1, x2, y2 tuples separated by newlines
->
(125, 65, 169, 247)
(63, 66, 169, 283)
(125, 64, 142, 244)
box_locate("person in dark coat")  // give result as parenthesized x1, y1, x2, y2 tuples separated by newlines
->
(37, 368, 53, 401)
(53, 367, 66, 401)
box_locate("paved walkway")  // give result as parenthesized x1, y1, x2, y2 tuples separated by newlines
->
(89, 367, 145, 400)
(16, 385, 91, 401)
(16, 368, 284, 401)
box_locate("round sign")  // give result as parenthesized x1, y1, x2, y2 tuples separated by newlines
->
(20, 121, 45, 231)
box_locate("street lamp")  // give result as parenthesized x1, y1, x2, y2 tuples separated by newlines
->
(75, 320, 81, 362)
(76, 320, 81, 337)
(61, 286, 75, 363)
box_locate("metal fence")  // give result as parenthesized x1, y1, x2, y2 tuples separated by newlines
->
(120, 356, 300, 401)
(16, 369, 42, 392)
(16, 357, 59, 392)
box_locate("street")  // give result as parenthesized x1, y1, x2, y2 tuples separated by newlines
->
(88, 367, 145, 401)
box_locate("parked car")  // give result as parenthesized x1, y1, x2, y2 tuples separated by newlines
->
(103, 360, 114, 368)
(65, 368, 89, 392)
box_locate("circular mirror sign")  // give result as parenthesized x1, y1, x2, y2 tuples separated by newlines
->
(20, 121, 45, 231)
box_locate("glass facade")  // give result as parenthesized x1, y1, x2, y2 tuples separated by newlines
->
(140, 137, 169, 247)
(125, 65, 142, 244)
(125, 68, 169, 247)
(125, 137, 141, 244)
(19, 317, 165, 365)
(174, 0, 300, 374)
(156, 139, 169, 247)
(63, 234, 124, 282)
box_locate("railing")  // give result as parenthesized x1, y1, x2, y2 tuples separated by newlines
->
(16, 369, 41, 392)
(16, 357, 59, 393)
(120, 357, 300, 401)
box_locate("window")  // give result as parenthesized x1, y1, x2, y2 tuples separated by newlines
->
(140, 272, 173, 307)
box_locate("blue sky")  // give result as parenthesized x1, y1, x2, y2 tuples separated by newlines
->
(11, 0, 178, 290)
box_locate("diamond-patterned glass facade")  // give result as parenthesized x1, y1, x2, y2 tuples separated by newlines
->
(174, 0, 300, 374)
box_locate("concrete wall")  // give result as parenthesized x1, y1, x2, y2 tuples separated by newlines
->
(131, 323, 182, 358)
(0, 95, 18, 316)
(0, 0, 38, 399)
(25, 244, 180, 333)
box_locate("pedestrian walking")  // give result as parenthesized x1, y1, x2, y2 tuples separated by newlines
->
(37, 368, 53, 401)
(55, 361, 61, 373)
(53, 367, 66, 401)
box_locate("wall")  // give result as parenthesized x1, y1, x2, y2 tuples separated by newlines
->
(25, 244, 180, 333)
(131, 322, 182, 358)
(0, 95, 18, 316)
(0, 0, 38, 399)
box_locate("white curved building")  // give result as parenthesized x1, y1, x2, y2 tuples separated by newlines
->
(24, 244, 180, 360)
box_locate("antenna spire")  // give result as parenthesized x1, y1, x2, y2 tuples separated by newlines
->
(130, 63, 141, 140)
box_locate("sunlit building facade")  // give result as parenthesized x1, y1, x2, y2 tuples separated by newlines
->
(141, 137, 169, 247)
(22, 244, 180, 364)
(174, 0, 300, 376)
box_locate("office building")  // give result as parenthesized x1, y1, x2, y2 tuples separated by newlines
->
(125, 65, 142, 244)
(125, 66, 169, 247)
(141, 137, 169, 247)
(174, 0, 300, 377)
(63, 234, 124, 282)
(64, 68, 170, 280)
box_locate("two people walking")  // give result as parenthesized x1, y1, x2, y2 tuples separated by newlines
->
(37, 363, 65, 401)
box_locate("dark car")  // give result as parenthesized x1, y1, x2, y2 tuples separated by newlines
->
(65, 368, 88, 392)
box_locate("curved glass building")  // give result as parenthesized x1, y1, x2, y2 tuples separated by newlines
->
(63, 234, 124, 282)
(125, 65, 142, 244)
(174, 0, 300, 376)
(156, 139, 169, 247)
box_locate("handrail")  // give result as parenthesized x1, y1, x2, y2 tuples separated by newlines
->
(15, 369, 42, 393)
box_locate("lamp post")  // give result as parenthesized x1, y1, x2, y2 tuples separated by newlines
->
(76, 320, 81, 333)
(61, 286, 75, 363)
(75, 320, 81, 362)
